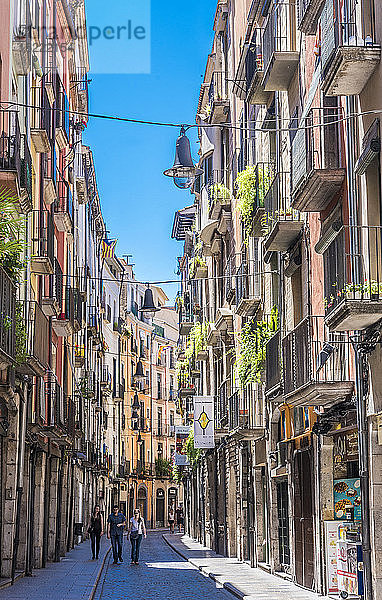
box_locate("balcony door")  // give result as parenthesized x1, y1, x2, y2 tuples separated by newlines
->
(293, 448, 315, 589)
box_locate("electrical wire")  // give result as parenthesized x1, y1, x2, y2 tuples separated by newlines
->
(4, 100, 382, 133)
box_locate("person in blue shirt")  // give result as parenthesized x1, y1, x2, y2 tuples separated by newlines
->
(107, 505, 126, 564)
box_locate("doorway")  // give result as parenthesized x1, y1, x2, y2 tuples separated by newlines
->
(156, 488, 165, 528)
(294, 449, 314, 589)
(277, 480, 290, 570)
(137, 486, 147, 522)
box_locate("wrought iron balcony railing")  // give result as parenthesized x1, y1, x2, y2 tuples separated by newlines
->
(324, 225, 382, 331)
(291, 106, 345, 212)
(30, 210, 55, 275)
(54, 177, 73, 233)
(263, 171, 303, 252)
(31, 85, 52, 153)
(0, 265, 16, 365)
(16, 301, 49, 376)
(263, 2, 299, 91)
(282, 316, 354, 407)
(54, 74, 70, 148)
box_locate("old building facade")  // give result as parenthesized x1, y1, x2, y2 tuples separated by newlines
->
(0, 0, 181, 582)
(172, 0, 382, 598)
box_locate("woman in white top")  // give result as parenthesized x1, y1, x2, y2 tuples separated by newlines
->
(128, 508, 147, 565)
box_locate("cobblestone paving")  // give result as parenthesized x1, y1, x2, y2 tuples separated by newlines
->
(94, 532, 232, 600)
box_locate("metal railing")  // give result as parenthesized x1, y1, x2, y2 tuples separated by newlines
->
(0, 265, 16, 361)
(21, 135, 32, 202)
(54, 74, 70, 143)
(246, 30, 264, 89)
(324, 225, 382, 315)
(55, 177, 73, 223)
(282, 316, 352, 396)
(229, 385, 263, 431)
(224, 254, 236, 301)
(205, 169, 232, 212)
(53, 259, 64, 311)
(0, 110, 21, 175)
(31, 210, 54, 266)
(17, 300, 49, 370)
(321, 9, 379, 72)
(264, 171, 300, 230)
(265, 331, 282, 392)
(291, 106, 344, 193)
(235, 262, 262, 307)
(208, 71, 228, 105)
(31, 85, 52, 140)
(263, 2, 297, 75)
(217, 381, 228, 428)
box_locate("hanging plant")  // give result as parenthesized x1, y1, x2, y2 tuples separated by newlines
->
(15, 303, 27, 365)
(189, 256, 207, 279)
(184, 428, 201, 468)
(236, 306, 278, 386)
(209, 182, 231, 209)
(235, 165, 272, 242)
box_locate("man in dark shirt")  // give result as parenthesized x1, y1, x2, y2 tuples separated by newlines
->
(107, 505, 126, 563)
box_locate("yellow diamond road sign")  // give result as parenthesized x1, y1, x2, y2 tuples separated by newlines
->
(198, 410, 210, 430)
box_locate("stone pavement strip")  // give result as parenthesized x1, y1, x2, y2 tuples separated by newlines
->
(0, 537, 110, 600)
(163, 533, 332, 600)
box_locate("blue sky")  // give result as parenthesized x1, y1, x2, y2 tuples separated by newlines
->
(84, 0, 216, 301)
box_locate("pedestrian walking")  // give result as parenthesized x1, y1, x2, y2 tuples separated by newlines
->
(128, 508, 146, 565)
(107, 505, 126, 564)
(168, 506, 175, 534)
(176, 504, 184, 533)
(88, 505, 104, 560)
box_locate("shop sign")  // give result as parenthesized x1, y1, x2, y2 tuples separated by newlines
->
(175, 426, 190, 466)
(334, 478, 361, 520)
(193, 396, 214, 449)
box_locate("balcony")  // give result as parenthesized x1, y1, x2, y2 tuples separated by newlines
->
(248, 162, 276, 237)
(235, 263, 262, 317)
(41, 259, 63, 317)
(55, 75, 70, 149)
(297, 0, 325, 34)
(178, 297, 194, 336)
(263, 172, 303, 252)
(207, 72, 229, 124)
(228, 388, 265, 441)
(30, 210, 54, 275)
(265, 331, 282, 398)
(101, 367, 112, 394)
(42, 152, 57, 206)
(215, 307, 233, 334)
(206, 170, 232, 220)
(31, 86, 52, 153)
(282, 316, 354, 407)
(16, 301, 49, 376)
(52, 287, 77, 337)
(0, 111, 20, 192)
(207, 323, 220, 347)
(54, 178, 73, 233)
(12, 3, 32, 75)
(216, 380, 228, 434)
(291, 107, 346, 212)
(0, 266, 16, 369)
(43, 377, 73, 441)
(321, 19, 380, 96)
(75, 345, 85, 368)
(224, 254, 236, 304)
(88, 306, 101, 338)
(324, 225, 382, 331)
(263, 3, 299, 91)
(246, 31, 271, 105)
(76, 154, 89, 205)
(113, 382, 125, 401)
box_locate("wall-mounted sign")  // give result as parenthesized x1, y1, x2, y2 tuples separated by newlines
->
(175, 426, 190, 466)
(193, 396, 214, 449)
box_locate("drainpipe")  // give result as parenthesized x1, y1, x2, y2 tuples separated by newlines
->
(26, 444, 37, 576)
(54, 448, 65, 562)
(11, 383, 27, 583)
(42, 442, 51, 568)
(345, 92, 373, 599)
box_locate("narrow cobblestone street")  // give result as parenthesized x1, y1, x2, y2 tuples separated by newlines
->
(94, 532, 232, 600)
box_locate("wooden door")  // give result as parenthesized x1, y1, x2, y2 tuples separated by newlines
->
(294, 449, 314, 589)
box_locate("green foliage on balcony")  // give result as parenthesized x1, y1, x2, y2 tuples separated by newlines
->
(184, 428, 201, 468)
(235, 165, 272, 242)
(155, 457, 172, 477)
(0, 190, 26, 283)
(15, 303, 27, 365)
(237, 306, 278, 386)
(176, 322, 209, 387)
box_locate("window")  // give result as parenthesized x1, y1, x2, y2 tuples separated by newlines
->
(170, 411, 174, 427)
(157, 374, 162, 399)
(157, 442, 163, 458)
(157, 408, 162, 436)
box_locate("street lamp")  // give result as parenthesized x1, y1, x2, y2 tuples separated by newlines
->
(163, 126, 203, 189)
(134, 360, 145, 381)
(132, 392, 140, 409)
(139, 286, 160, 317)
